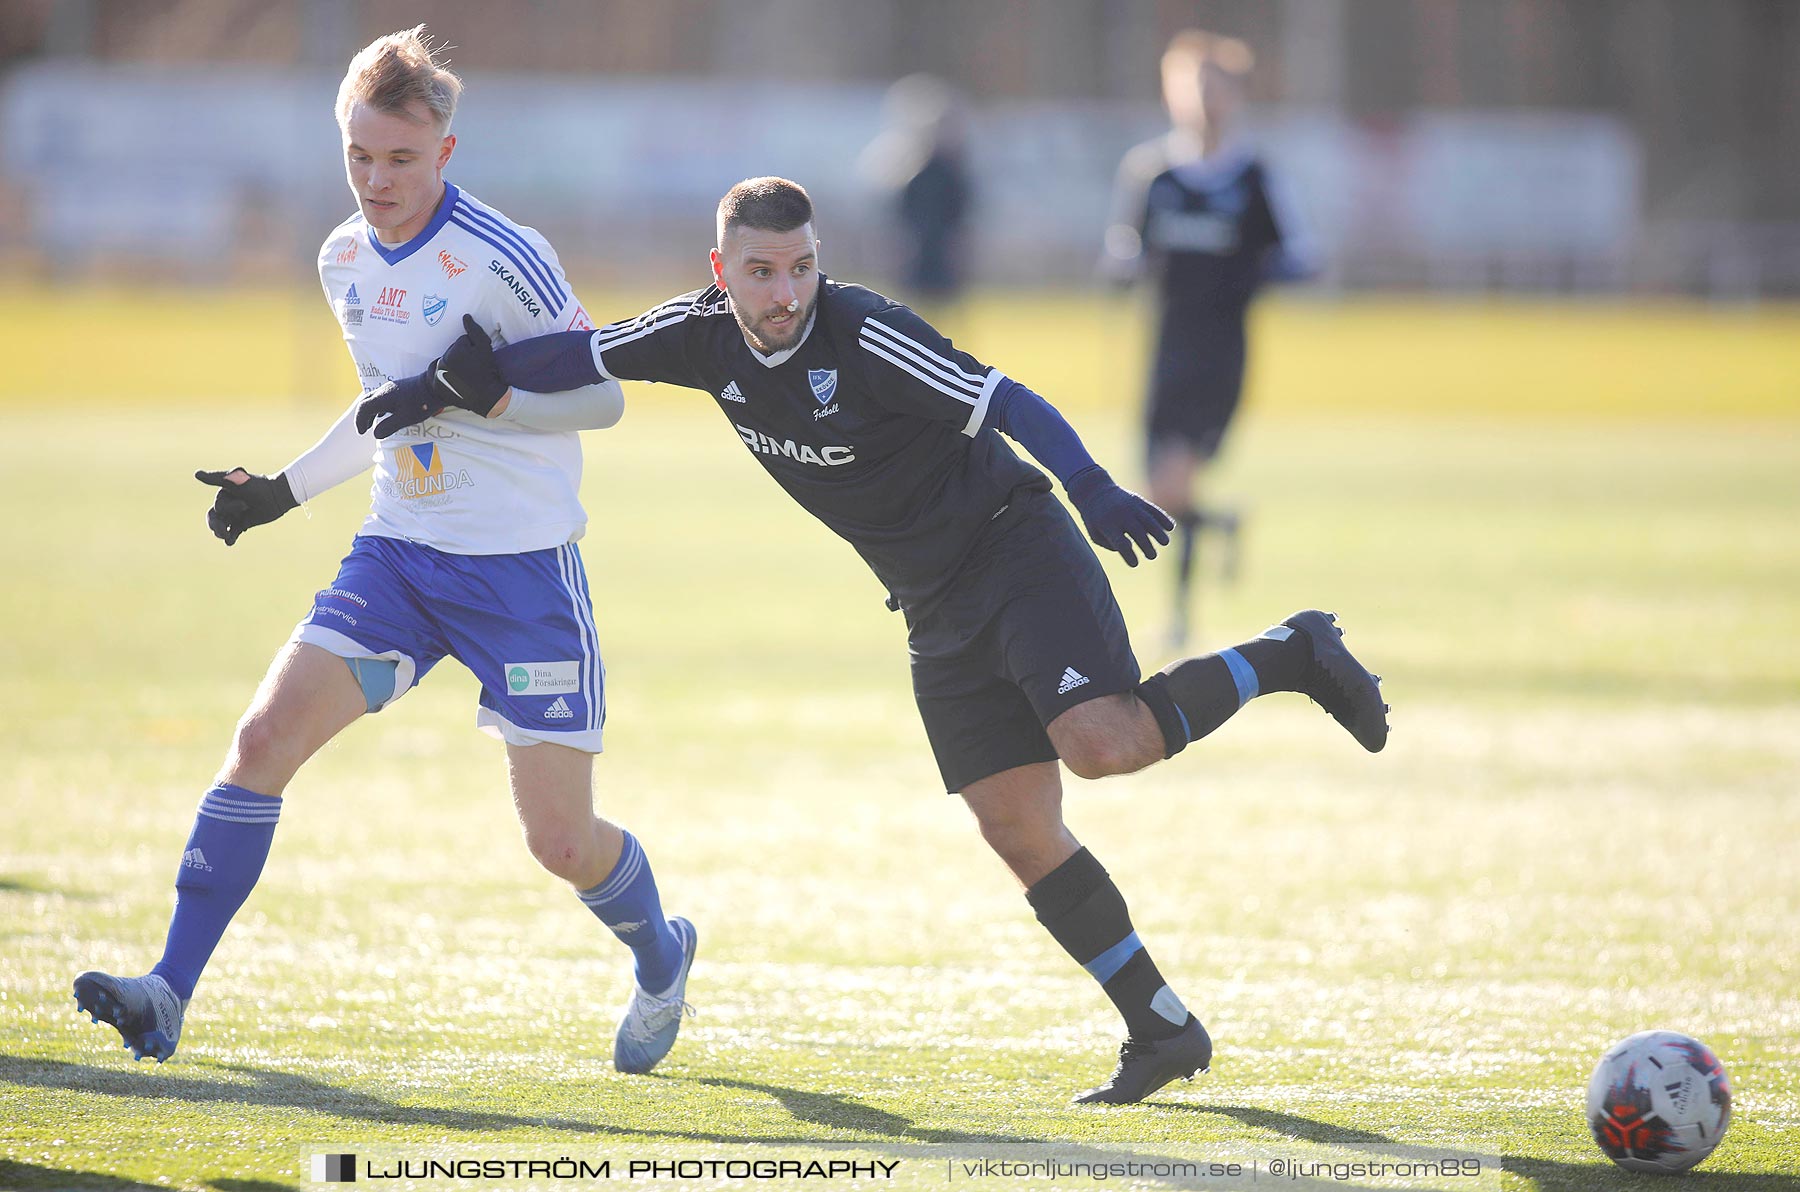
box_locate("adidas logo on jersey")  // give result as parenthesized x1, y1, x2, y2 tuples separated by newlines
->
(720, 380, 745, 403)
(182, 848, 214, 872)
(545, 696, 575, 720)
(1057, 667, 1091, 695)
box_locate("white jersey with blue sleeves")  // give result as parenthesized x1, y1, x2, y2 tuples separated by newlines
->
(317, 183, 600, 555)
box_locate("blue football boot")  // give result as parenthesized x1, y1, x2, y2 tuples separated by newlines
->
(74, 971, 187, 1062)
(612, 917, 697, 1074)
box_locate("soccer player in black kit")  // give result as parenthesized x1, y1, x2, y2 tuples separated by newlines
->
(360, 177, 1384, 1105)
(1105, 30, 1317, 644)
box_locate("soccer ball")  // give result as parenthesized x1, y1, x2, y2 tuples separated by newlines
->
(1586, 1030, 1732, 1173)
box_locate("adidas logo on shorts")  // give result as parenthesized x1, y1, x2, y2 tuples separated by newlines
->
(545, 696, 575, 720)
(720, 380, 745, 403)
(1057, 667, 1090, 695)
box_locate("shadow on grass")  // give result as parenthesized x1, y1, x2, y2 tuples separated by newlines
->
(4, 1057, 1218, 1189)
(0, 1056, 1017, 1148)
(0, 1160, 168, 1190)
(681, 1075, 1026, 1144)
(1193, 1106, 1800, 1192)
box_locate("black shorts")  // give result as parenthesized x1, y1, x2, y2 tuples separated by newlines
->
(909, 489, 1142, 793)
(1146, 336, 1248, 461)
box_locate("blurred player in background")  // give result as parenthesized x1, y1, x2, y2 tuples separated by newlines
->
(364, 176, 1387, 1105)
(72, 27, 698, 1078)
(858, 74, 973, 318)
(1104, 30, 1318, 645)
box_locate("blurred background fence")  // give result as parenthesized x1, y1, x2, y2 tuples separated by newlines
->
(1, 0, 1796, 299)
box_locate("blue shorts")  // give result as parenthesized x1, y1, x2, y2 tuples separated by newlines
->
(292, 535, 606, 752)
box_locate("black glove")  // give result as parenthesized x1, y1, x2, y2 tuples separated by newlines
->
(1065, 466, 1174, 567)
(354, 314, 508, 439)
(195, 468, 298, 546)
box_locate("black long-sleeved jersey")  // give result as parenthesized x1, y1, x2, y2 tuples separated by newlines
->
(528, 277, 1052, 613)
(1107, 137, 1312, 365)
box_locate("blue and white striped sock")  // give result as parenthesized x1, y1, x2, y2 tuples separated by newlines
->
(1025, 848, 1189, 1041)
(576, 831, 683, 994)
(150, 783, 281, 1000)
(1138, 625, 1309, 757)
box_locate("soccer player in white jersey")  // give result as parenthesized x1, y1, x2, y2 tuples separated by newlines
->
(72, 26, 697, 1077)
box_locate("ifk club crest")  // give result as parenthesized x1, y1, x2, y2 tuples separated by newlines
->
(808, 369, 838, 405)
(422, 294, 448, 326)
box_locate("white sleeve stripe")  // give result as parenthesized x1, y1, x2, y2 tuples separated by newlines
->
(860, 319, 986, 393)
(593, 319, 686, 358)
(591, 313, 689, 366)
(615, 297, 691, 326)
(860, 321, 985, 394)
(593, 308, 688, 350)
(961, 369, 1005, 437)
(860, 339, 977, 407)
(587, 331, 615, 381)
(862, 317, 986, 385)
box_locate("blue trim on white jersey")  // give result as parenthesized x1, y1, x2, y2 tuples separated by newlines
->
(451, 201, 567, 317)
(364, 183, 462, 266)
(452, 200, 566, 306)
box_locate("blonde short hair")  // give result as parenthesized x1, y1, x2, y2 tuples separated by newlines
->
(1162, 29, 1255, 78)
(336, 25, 463, 130)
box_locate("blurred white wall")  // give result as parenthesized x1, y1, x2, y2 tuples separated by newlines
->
(2, 63, 1651, 293)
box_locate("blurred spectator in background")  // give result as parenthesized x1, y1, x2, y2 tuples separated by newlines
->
(1104, 30, 1317, 646)
(859, 74, 973, 317)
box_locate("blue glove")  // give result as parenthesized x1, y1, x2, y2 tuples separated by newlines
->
(354, 314, 508, 439)
(1065, 466, 1174, 567)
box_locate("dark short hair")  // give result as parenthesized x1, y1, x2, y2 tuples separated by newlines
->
(716, 176, 815, 244)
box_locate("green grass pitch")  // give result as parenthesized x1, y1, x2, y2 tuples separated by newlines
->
(1, 292, 1797, 1190)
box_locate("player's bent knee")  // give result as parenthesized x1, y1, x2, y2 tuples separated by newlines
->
(229, 710, 290, 773)
(1058, 732, 1150, 781)
(1049, 696, 1163, 779)
(523, 826, 596, 883)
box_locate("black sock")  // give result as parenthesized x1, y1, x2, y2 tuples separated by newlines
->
(1174, 512, 1201, 603)
(1025, 848, 1190, 1042)
(1136, 624, 1312, 757)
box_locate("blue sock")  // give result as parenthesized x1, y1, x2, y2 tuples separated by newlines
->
(149, 784, 281, 1000)
(577, 831, 683, 993)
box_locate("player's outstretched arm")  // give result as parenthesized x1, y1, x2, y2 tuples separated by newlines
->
(489, 327, 607, 392)
(197, 388, 386, 545)
(354, 314, 511, 440)
(991, 379, 1173, 566)
(194, 468, 297, 546)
